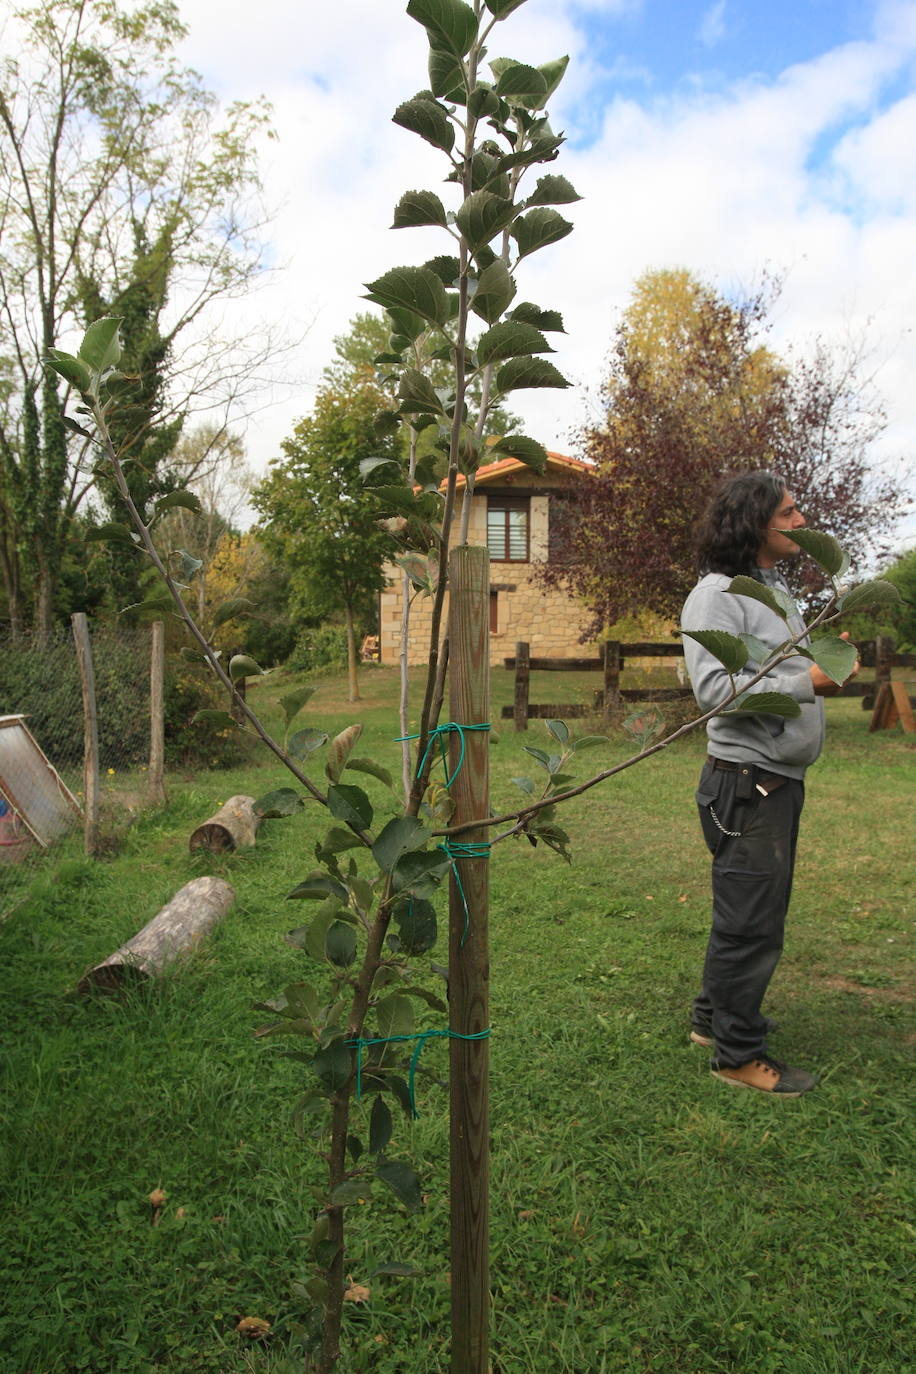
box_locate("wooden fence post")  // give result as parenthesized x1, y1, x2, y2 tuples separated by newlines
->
(448, 545, 490, 1374)
(149, 621, 167, 804)
(603, 640, 621, 713)
(71, 612, 100, 857)
(513, 640, 530, 731)
(875, 634, 894, 690)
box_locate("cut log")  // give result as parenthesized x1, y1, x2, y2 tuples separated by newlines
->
(189, 795, 261, 853)
(78, 876, 235, 994)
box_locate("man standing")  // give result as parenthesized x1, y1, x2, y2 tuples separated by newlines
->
(681, 470, 857, 1097)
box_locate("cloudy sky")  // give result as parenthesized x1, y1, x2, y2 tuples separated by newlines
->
(174, 0, 916, 548)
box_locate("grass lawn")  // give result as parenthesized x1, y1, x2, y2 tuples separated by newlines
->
(0, 664, 913, 1374)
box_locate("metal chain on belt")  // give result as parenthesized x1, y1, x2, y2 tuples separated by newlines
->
(709, 805, 742, 838)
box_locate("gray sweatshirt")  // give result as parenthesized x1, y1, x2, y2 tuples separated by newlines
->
(680, 570, 825, 779)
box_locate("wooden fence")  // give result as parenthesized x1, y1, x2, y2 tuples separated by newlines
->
(504, 636, 915, 730)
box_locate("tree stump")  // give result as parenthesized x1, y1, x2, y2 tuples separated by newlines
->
(189, 795, 261, 853)
(78, 876, 235, 994)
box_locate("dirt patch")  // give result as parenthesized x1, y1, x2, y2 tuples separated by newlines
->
(817, 973, 913, 1005)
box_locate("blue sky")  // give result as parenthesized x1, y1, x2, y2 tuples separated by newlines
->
(171, 0, 916, 551)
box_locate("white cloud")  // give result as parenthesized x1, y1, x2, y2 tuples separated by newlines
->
(699, 1, 727, 49)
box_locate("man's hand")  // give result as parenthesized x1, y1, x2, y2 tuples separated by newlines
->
(809, 631, 860, 695)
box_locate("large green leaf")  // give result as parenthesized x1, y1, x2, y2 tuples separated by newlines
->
(78, 317, 123, 372)
(313, 1041, 352, 1092)
(495, 132, 565, 173)
(212, 596, 254, 628)
(287, 872, 349, 901)
(328, 1178, 371, 1206)
(153, 490, 201, 518)
(838, 579, 901, 613)
(229, 654, 263, 682)
(423, 255, 461, 287)
(372, 817, 431, 872)
(511, 208, 574, 260)
(345, 756, 395, 789)
(316, 826, 365, 859)
(46, 350, 92, 393)
(326, 725, 363, 783)
(469, 258, 516, 324)
(739, 633, 776, 666)
(495, 357, 570, 393)
(394, 898, 438, 955)
(476, 320, 552, 366)
(484, 0, 528, 16)
(376, 994, 415, 1039)
(254, 789, 304, 819)
(392, 850, 452, 898)
(376, 1157, 423, 1212)
(392, 189, 448, 229)
(681, 629, 749, 675)
(288, 727, 329, 760)
(805, 636, 859, 686)
(123, 590, 176, 621)
(730, 692, 801, 718)
(428, 45, 466, 100)
(727, 576, 790, 621)
(398, 370, 445, 416)
(326, 920, 358, 967)
(392, 96, 455, 154)
(365, 266, 451, 328)
(407, 0, 478, 57)
(280, 685, 317, 727)
(455, 191, 517, 251)
(468, 85, 501, 118)
(84, 522, 139, 549)
(778, 528, 846, 576)
(487, 434, 547, 473)
(492, 59, 548, 105)
(327, 784, 373, 831)
(509, 302, 566, 332)
(526, 174, 582, 206)
(370, 1096, 393, 1155)
(192, 709, 239, 731)
(538, 55, 570, 101)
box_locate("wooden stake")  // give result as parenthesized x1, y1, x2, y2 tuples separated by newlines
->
(149, 621, 167, 804)
(447, 545, 490, 1374)
(513, 640, 530, 731)
(71, 612, 100, 857)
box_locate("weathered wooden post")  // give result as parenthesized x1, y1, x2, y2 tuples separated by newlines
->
(603, 639, 621, 713)
(513, 640, 530, 731)
(447, 545, 490, 1374)
(149, 621, 167, 804)
(71, 612, 100, 857)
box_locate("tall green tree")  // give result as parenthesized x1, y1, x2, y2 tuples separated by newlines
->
(253, 383, 400, 701)
(0, 0, 271, 634)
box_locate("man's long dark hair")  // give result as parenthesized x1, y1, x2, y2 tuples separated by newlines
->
(694, 470, 786, 577)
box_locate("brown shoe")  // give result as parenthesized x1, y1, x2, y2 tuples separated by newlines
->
(711, 1056, 818, 1097)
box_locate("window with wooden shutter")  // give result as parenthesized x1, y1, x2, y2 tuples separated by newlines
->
(486, 495, 529, 562)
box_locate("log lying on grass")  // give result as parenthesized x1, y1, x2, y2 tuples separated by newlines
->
(78, 876, 235, 994)
(189, 795, 260, 853)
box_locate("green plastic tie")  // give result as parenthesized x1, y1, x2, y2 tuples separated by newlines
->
(345, 1027, 491, 1118)
(397, 721, 491, 788)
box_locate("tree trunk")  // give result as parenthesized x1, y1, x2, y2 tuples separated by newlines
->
(149, 621, 167, 804)
(189, 795, 261, 852)
(345, 602, 360, 702)
(71, 612, 101, 857)
(77, 876, 235, 994)
(34, 545, 54, 645)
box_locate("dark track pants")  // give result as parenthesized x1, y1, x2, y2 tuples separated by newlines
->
(692, 760, 805, 1066)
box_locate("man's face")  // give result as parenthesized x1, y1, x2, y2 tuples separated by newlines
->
(757, 489, 806, 568)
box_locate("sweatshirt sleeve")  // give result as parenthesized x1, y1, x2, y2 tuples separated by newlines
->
(681, 579, 816, 715)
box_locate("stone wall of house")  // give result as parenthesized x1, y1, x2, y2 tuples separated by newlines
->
(378, 484, 597, 667)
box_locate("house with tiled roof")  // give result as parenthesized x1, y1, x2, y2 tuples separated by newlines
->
(378, 451, 597, 667)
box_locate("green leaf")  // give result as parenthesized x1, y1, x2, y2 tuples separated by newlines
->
(192, 709, 239, 731)
(511, 208, 574, 260)
(476, 321, 552, 367)
(316, 826, 365, 859)
(280, 685, 317, 727)
(681, 629, 749, 675)
(407, 0, 477, 56)
(61, 415, 92, 439)
(468, 85, 501, 118)
(571, 735, 608, 752)
(778, 527, 846, 576)
(153, 490, 202, 518)
(838, 579, 901, 613)
(326, 725, 363, 783)
(455, 191, 517, 251)
(509, 302, 566, 332)
(287, 872, 349, 901)
(347, 1134, 364, 1163)
(376, 994, 415, 1039)
(329, 1179, 371, 1207)
(484, 0, 528, 16)
(46, 350, 92, 393)
(469, 259, 517, 324)
(727, 576, 790, 621)
(229, 654, 263, 682)
(805, 636, 859, 686)
(428, 45, 466, 100)
(284, 981, 321, 1021)
(496, 357, 569, 393)
(255, 788, 304, 819)
(392, 849, 452, 898)
(545, 718, 569, 744)
(175, 549, 203, 582)
(526, 174, 582, 206)
(289, 728, 329, 761)
(365, 266, 451, 328)
(376, 1157, 423, 1212)
(300, 903, 339, 961)
(392, 189, 448, 229)
(392, 96, 455, 154)
(511, 776, 535, 793)
(486, 434, 548, 473)
(345, 757, 395, 789)
(423, 255, 461, 287)
(399, 984, 448, 1013)
(370, 1096, 393, 1154)
(738, 633, 775, 666)
(394, 899, 438, 954)
(372, 817, 431, 872)
(523, 745, 551, 770)
(121, 590, 176, 621)
(370, 1261, 425, 1278)
(78, 317, 123, 372)
(493, 60, 548, 105)
(84, 522, 140, 548)
(313, 1041, 352, 1092)
(730, 692, 801, 718)
(398, 370, 445, 416)
(538, 55, 570, 100)
(327, 785, 374, 831)
(212, 597, 254, 628)
(326, 920, 358, 967)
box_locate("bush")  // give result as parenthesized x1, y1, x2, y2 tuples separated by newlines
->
(287, 623, 349, 673)
(162, 665, 252, 770)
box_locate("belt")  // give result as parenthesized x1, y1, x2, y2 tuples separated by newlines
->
(707, 755, 789, 794)
(706, 756, 749, 772)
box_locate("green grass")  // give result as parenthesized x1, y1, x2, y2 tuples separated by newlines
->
(0, 665, 913, 1373)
